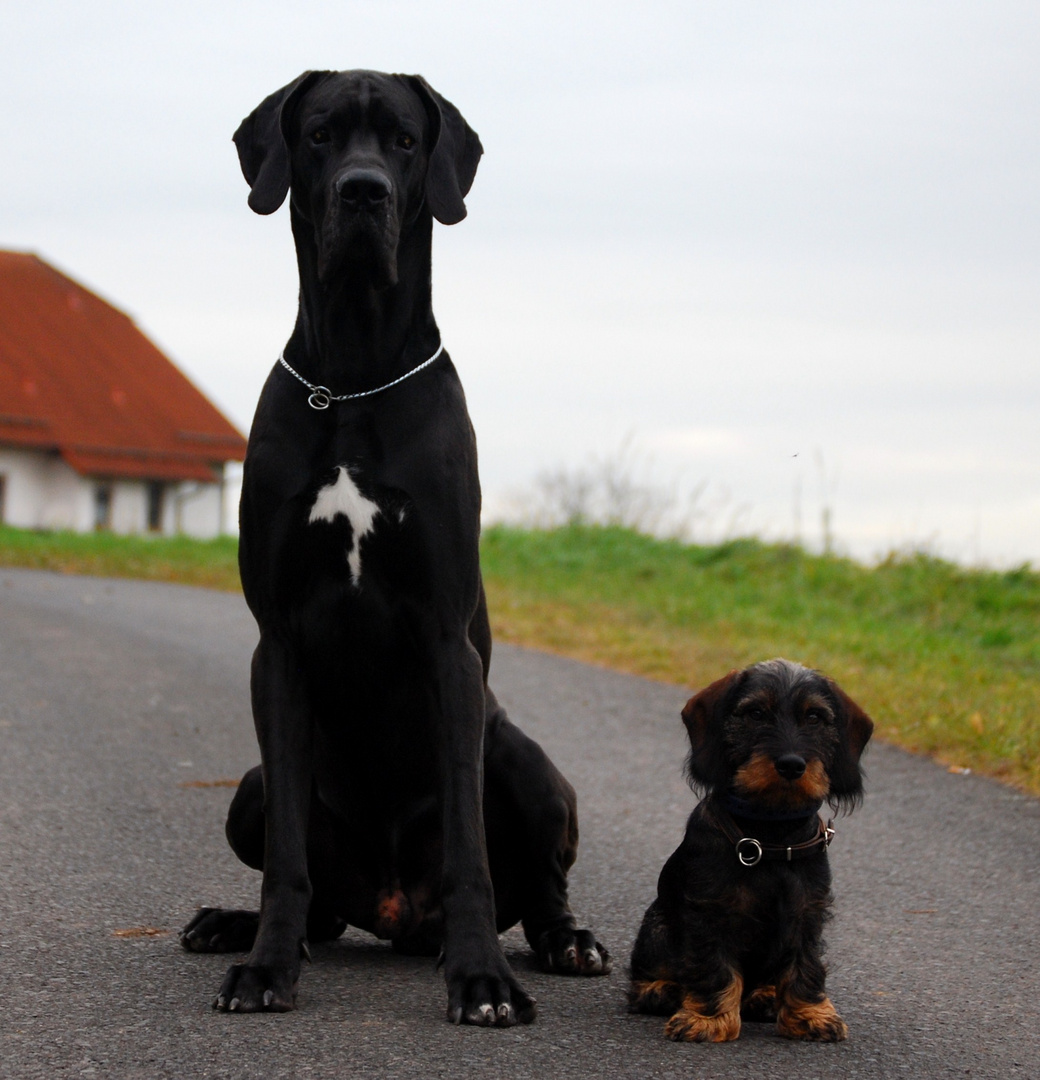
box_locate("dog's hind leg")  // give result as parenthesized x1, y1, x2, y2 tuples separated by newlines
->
(181, 764, 347, 958)
(628, 900, 683, 1013)
(180, 766, 265, 954)
(483, 690, 610, 976)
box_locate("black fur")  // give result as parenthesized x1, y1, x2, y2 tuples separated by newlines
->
(629, 658, 873, 1042)
(180, 70, 608, 1026)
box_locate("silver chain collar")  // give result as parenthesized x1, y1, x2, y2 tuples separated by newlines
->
(278, 343, 445, 410)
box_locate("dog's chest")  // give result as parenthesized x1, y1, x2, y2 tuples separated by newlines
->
(305, 463, 405, 586)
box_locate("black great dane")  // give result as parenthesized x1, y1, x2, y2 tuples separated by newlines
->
(180, 70, 609, 1025)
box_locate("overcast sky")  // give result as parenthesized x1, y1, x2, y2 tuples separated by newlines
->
(2, 1, 1038, 564)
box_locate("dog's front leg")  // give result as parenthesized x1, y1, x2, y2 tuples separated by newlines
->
(216, 635, 313, 1013)
(774, 939, 848, 1041)
(436, 639, 536, 1027)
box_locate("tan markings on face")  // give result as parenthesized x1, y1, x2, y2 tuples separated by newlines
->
(734, 753, 830, 808)
(734, 752, 779, 795)
(664, 973, 743, 1042)
(798, 759, 830, 800)
(776, 995, 848, 1042)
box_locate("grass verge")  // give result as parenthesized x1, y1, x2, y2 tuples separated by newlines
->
(480, 525, 1040, 796)
(0, 525, 240, 592)
(1, 522, 1037, 795)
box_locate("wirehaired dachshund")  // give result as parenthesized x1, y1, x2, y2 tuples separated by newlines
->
(179, 70, 608, 1025)
(629, 658, 873, 1042)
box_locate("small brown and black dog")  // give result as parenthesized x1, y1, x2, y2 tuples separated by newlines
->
(629, 658, 873, 1043)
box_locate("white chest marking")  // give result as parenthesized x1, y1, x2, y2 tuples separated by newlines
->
(308, 465, 381, 583)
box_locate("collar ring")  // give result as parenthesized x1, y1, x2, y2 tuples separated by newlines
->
(736, 837, 764, 867)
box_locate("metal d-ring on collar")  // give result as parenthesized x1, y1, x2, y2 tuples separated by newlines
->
(708, 802, 835, 867)
(736, 837, 766, 867)
(278, 343, 445, 410)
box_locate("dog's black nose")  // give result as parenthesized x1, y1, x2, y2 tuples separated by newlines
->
(775, 754, 807, 780)
(336, 169, 393, 208)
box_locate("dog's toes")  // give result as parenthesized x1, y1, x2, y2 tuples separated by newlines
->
(446, 971, 536, 1028)
(214, 962, 297, 1014)
(465, 1001, 497, 1026)
(777, 999, 848, 1042)
(536, 927, 612, 976)
(664, 1005, 741, 1043)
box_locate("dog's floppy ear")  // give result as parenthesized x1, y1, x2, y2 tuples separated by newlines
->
(825, 679, 875, 807)
(402, 75, 483, 225)
(233, 71, 330, 215)
(681, 670, 743, 792)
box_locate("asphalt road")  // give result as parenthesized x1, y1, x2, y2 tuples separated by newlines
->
(1, 567, 1038, 1079)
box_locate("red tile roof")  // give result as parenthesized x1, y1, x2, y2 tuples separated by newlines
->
(0, 251, 246, 483)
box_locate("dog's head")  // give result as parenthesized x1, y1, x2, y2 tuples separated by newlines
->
(681, 659, 874, 814)
(233, 70, 482, 288)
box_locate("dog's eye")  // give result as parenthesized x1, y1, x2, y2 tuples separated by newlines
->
(396, 133, 416, 150)
(310, 127, 331, 145)
(744, 705, 767, 722)
(804, 709, 826, 724)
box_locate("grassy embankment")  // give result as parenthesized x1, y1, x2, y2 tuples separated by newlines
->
(0, 525, 240, 591)
(2, 522, 1037, 795)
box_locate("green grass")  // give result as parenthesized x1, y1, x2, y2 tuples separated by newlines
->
(479, 525, 1040, 795)
(0, 525, 240, 592)
(1, 521, 1037, 795)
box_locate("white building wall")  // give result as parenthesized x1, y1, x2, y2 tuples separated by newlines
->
(0, 446, 233, 538)
(171, 481, 224, 539)
(0, 446, 92, 530)
(111, 480, 147, 534)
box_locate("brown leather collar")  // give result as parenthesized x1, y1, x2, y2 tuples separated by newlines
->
(707, 803, 835, 867)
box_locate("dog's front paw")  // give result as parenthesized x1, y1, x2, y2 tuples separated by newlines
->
(777, 997, 848, 1042)
(214, 962, 299, 1014)
(536, 926, 611, 976)
(665, 996, 741, 1042)
(445, 961, 537, 1027)
(180, 907, 259, 953)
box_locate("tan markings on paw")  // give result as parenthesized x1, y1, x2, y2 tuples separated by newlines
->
(664, 974, 743, 1042)
(777, 995, 848, 1041)
(629, 978, 682, 1014)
